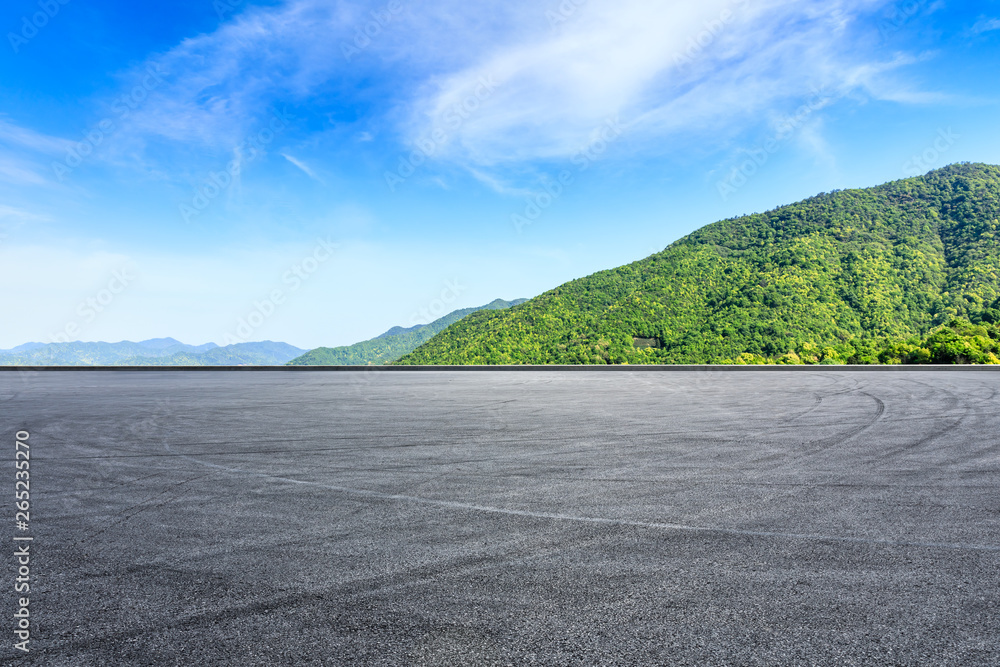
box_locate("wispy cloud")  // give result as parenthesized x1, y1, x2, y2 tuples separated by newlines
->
(0, 118, 74, 186)
(0, 205, 48, 223)
(0, 118, 73, 155)
(405, 0, 916, 169)
(972, 17, 1000, 34)
(103, 0, 537, 152)
(79, 0, 937, 187)
(103, 1, 356, 153)
(0, 157, 51, 186)
(0, 206, 42, 247)
(796, 118, 838, 169)
(282, 153, 324, 183)
(466, 168, 536, 197)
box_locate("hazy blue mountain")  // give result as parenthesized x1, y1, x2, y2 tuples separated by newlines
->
(135, 338, 218, 353)
(0, 340, 305, 366)
(0, 342, 46, 354)
(288, 298, 528, 365)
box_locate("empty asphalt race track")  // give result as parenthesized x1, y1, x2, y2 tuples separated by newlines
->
(3, 369, 1000, 665)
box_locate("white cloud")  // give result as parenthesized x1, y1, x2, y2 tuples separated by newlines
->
(0, 118, 74, 186)
(103, 1, 354, 154)
(796, 118, 837, 169)
(106, 0, 541, 148)
(405, 0, 911, 168)
(0, 157, 50, 186)
(466, 168, 537, 197)
(0, 118, 73, 155)
(972, 17, 1000, 34)
(282, 153, 324, 183)
(0, 205, 48, 225)
(0, 206, 43, 246)
(87, 0, 930, 185)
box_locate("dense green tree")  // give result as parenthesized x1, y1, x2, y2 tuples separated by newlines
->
(397, 163, 1000, 365)
(288, 299, 525, 365)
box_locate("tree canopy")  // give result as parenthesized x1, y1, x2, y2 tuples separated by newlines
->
(398, 163, 1000, 365)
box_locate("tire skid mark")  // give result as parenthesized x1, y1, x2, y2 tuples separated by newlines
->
(36, 468, 177, 498)
(925, 377, 1000, 469)
(865, 375, 970, 464)
(0, 390, 22, 403)
(47, 532, 599, 657)
(873, 375, 999, 467)
(73, 472, 216, 546)
(778, 382, 887, 465)
(164, 442, 1000, 553)
(784, 392, 824, 423)
(754, 374, 872, 459)
(157, 525, 604, 601)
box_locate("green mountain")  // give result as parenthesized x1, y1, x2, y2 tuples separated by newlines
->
(287, 298, 527, 365)
(398, 163, 1000, 365)
(0, 339, 305, 366)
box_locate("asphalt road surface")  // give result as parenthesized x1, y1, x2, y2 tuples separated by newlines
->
(2, 370, 1000, 665)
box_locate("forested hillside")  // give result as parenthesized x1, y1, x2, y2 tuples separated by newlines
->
(399, 163, 1000, 365)
(288, 298, 526, 365)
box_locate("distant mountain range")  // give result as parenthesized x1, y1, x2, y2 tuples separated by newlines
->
(16, 166, 1000, 369)
(0, 299, 528, 367)
(288, 298, 527, 365)
(399, 163, 1000, 365)
(0, 338, 306, 366)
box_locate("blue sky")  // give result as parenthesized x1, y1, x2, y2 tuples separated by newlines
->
(1, 0, 999, 349)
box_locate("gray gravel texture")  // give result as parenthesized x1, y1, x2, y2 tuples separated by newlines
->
(2, 370, 999, 666)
